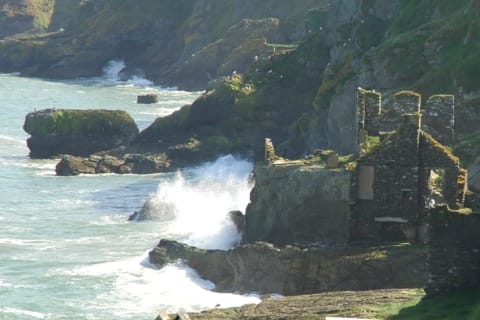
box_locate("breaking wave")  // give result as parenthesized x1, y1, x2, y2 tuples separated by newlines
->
(133, 155, 254, 250)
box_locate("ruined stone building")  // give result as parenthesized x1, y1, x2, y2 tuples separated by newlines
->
(247, 88, 467, 246)
(352, 89, 466, 243)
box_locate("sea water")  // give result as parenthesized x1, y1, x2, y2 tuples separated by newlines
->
(0, 62, 260, 319)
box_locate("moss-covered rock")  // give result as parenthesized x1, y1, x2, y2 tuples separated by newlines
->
(23, 108, 138, 158)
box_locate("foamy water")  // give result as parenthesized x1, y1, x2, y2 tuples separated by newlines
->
(0, 65, 259, 320)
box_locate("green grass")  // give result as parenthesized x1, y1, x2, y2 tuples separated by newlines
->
(357, 289, 425, 319)
(389, 291, 480, 320)
(265, 42, 298, 49)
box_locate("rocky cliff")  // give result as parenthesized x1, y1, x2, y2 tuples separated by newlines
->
(7, 1, 480, 174)
(0, 0, 326, 89)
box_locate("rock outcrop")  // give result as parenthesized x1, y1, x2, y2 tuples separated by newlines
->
(137, 94, 159, 104)
(23, 108, 138, 158)
(149, 239, 426, 295)
(55, 153, 170, 176)
(170, 18, 280, 89)
(245, 163, 351, 246)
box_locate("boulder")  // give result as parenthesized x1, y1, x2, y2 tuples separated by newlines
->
(149, 239, 426, 295)
(137, 94, 159, 104)
(55, 155, 97, 175)
(23, 109, 139, 158)
(228, 210, 245, 240)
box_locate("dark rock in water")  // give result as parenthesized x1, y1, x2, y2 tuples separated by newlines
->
(228, 210, 245, 240)
(55, 153, 171, 176)
(128, 211, 140, 221)
(56, 155, 97, 176)
(149, 239, 426, 295)
(23, 109, 139, 158)
(137, 94, 159, 104)
(128, 193, 177, 222)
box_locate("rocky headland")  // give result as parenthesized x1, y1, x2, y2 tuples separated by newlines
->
(7, 0, 480, 318)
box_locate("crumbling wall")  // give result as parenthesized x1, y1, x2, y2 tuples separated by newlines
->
(357, 87, 382, 136)
(425, 206, 480, 296)
(422, 95, 455, 146)
(419, 132, 461, 209)
(391, 91, 421, 115)
(246, 164, 351, 246)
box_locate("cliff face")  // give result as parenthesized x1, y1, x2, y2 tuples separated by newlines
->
(0, 0, 55, 37)
(0, 0, 326, 89)
(3, 0, 480, 172)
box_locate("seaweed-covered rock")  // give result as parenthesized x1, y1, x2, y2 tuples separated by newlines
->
(23, 109, 138, 158)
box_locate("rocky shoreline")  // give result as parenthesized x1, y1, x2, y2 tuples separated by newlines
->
(7, 1, 480, 318)
(149, 239, 426, 296)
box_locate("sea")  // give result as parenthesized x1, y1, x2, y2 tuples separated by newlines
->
(0, 61, 260, 319)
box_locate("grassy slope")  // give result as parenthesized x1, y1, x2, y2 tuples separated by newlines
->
(379, 0, 480, 94)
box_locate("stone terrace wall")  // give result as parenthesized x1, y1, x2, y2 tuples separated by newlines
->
(425, 206, 480, 296)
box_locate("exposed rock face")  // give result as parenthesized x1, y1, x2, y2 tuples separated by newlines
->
(55, 153, 170, 176)
(170, 18, 280, 90)
(0, 0, 324, 89)
(23, 109, 138, 158)
(245, 163, 351, 246)
(0, 0, 55, 38)
(149, 239, 426, 295)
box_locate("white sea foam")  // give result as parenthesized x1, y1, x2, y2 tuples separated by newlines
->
(102, 59, 126, 82)
(0, 307, 48, 319)
(137, 155, 253, 250)
(72, 253, 260, 316)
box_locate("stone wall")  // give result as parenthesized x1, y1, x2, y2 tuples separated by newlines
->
(357, 87, 382, 138)
(245, 163, 351, 246)
(425, 206, 480, 296)
(358, 89, 456, 147)
(352, 113, 465, 242)
(422, 95, 455, 146)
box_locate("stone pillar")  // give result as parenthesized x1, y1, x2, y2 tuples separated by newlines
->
(265, 138, 276, 165)
(357, 88, 382, 155)
(357, 87, 382, 134)
(423, 95, 455, 145)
